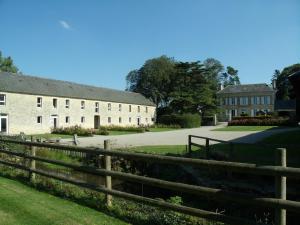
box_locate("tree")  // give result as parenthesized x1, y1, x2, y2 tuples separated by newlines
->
(0, 51, 19, 73)
(169, 61, 216, 115)
(220, 66, 240, 87)
(273, 64, 300, 100)
(126, 55, 175, 107)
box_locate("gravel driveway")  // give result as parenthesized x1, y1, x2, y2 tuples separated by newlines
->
(61, 124, 297, 148)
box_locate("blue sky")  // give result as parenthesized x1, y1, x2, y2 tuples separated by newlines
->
(0, 0, 299, 90)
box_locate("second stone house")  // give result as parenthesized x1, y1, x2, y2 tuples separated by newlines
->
(217, 83, 276, 121)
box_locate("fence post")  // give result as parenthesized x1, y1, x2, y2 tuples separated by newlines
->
(275, 148, 286, 225)
(188, 135, 192, 156)
(104, 140, 112, 207)
(205, 138, 210, 159)
(29, 136, 36, 182)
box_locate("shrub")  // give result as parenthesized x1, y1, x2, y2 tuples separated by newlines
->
(52, 126, 93, 136)
(99, 125, 145, 133)
(158, 114, 201, 128)
(150, 124, 181, 129)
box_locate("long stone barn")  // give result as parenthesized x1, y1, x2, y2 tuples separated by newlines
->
(0, 72, 156, 135)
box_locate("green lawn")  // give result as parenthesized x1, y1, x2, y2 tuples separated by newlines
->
(123, 145, 199, 155)
(107, 130, 141, 135)
(0, 176, 128, 225)
(212, 126, 279, 131)
(123, 129, 300, 166)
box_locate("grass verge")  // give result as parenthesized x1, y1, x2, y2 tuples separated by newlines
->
(0, 176, 128, 225)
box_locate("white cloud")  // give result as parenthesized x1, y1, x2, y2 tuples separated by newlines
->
(59, 20, 71, 30)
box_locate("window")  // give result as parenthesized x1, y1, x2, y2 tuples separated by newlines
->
(53, 98, 58, 108)
(138, 106, 140, 113)
(151, 117, 155, 122)
(129, 117, 132, 123)
(265, 96, 271, 105)
(66, 99, 70, 108)
(81, 101, 85, 109)
(119, 117, 122, 123)
(108, 117, 111, 123)
(261, 96, 265, 105)
(146, 107, 148, 113)
(37, 97, 42, 107)
(146, 118, 148, 123)
(240, 97, 248, 105)
(0, 94, 6, 105)
(119, 104, 122, 112)
(255, 96, 260, 105)
(108, 103, 111, 111)
(37, 116, 42, 124)
(81, 116, 85, 123)
(129, 105, 132, 112)
(65, 116, 70, 124)
(95, 102, 99, 113)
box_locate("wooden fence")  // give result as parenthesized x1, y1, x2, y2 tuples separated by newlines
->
(0, 137, 300, 225)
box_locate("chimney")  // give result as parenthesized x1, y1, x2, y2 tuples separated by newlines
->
(219, 83, 224, 91)
(272, 79, 277, 89)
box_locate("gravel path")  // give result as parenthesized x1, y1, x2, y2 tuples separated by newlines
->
(61, 124, 298, 148)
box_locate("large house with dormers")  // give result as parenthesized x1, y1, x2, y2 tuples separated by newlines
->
(0, 72, 156, 134)
(217, 83, 276, 121)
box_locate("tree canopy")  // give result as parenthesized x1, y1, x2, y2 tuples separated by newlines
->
(273, 63, 300, 100)
(0, 51, 19, 73)
(126, 55, 239, 116)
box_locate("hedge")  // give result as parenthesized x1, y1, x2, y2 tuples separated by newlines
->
(158, 113, 201, 128)
(228, 117, 296, 126)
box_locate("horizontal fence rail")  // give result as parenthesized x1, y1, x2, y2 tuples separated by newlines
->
(1, 137, 300, 225)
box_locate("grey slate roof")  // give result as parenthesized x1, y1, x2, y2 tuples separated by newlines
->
(217, 83, 275, 95)
(0, 72, 155, 106)
(274, 100, 296, 111)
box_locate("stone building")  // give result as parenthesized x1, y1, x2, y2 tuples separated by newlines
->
(216, 83, 276, 120)
(0, 72, 156, 134)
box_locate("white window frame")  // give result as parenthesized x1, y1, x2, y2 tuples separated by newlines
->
(0, 94, 6, 106)
(37, 97, 42, 108)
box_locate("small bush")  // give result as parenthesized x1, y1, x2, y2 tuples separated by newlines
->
(52, 126, 93, 137)
(232, 115, 272, 121)
(158, 114, 201, 128)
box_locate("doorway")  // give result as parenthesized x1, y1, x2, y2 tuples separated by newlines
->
(0, 114, 8, 134)
(94, 115, 100, 129)
(51, 115, 59, 129)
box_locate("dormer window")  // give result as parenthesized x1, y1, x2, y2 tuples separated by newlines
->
(81, 101, 85, 109)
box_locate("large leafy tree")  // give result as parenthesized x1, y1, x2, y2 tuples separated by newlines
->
(273, 64, 300, 100)
(169, 61, 215, 115)
(0, 51, 19, 73)
(126, 55, 175, 107)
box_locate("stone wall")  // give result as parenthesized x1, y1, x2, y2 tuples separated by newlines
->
(0, 92, 156, 134)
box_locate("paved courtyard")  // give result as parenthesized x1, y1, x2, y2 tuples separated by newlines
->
(61, 124, 297, 149)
